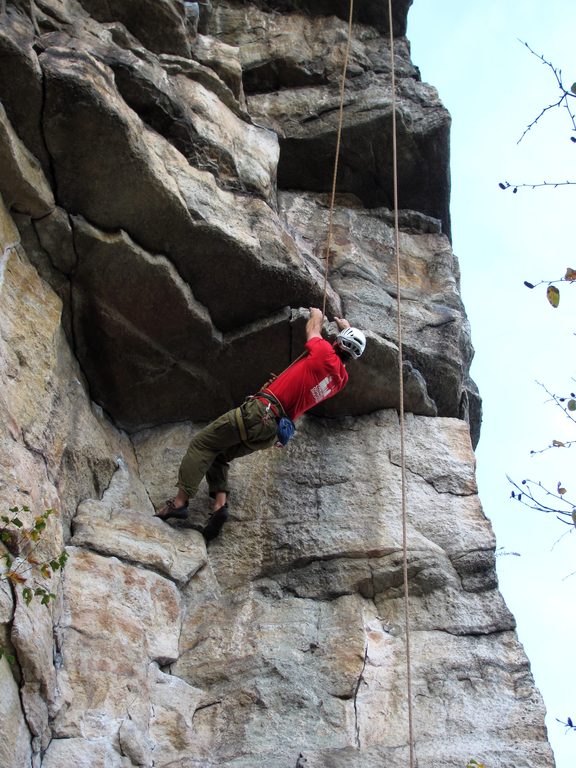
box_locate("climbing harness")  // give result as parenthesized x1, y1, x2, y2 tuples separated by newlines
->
(253, 390, 296, 448)
(237, 391, 296, 450)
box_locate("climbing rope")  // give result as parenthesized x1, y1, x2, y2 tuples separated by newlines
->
(320, 0, 354, 319)
(319, 2, 415, 762)
(387, 0, 415, 765)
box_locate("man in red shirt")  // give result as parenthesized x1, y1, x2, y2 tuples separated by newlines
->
(155, 308, 366, 541)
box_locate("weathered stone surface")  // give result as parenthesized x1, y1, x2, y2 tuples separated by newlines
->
(207, 3, 450, 232)
(39, 43, 333, 324)
(34, 207, 77, 274)
(127, 413, 549, 766)
(206, 0, 413, 38)
(148, 662, 205, 765)
(0, 9, 49, 171)
(0, 2, 553, 766)
(77, 0, 192, 58)
(71, 462, 207, 583)
(0, 205, 120, 527)
(280, 192, 479, 435)
(0, 102, 55, 217)
(192, 33, 244, 102)
(42, 737, 131, 768)
(136, 412, 491, 589)
(207, 5, 419, 92)
(0, 656, 33, 768)
(52, 548, 182, 735)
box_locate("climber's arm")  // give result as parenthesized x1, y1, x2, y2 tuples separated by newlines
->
(306, 307, 324, 340)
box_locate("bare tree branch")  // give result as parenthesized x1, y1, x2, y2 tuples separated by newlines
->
(535, 381, 576, 429)
(499, 180, 576, 193)
(508, 475, 576, 521)
(517, 40, 576, 144)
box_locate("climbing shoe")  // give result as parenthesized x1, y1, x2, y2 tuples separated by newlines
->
(203, 504, 229, 542)
(154, 499, 189, 521)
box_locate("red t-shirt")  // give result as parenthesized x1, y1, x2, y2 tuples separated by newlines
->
(265, 337, 348, 421)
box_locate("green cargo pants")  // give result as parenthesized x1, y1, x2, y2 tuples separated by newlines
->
(177, 398, 278, 498)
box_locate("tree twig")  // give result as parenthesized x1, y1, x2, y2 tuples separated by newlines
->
(517, 40, 576, 144)
(499, 180, 576, 193)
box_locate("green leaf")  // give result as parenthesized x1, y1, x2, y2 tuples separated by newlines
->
(567, 400, 576, 412)
(0, 647, 15, 665)
(571, 82, 576, 95)
(1, 553, 12, 568)
(1, 531, 11, 543)
(11, 518, 23, 528)
(41, 593, 55, 607)
(22, 587, 33, 606)
(546, 284, 560, 308)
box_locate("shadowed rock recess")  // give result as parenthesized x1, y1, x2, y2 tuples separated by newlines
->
(0, 2, 552, 767)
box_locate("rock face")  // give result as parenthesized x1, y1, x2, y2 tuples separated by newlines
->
(0, 1, 552, 767)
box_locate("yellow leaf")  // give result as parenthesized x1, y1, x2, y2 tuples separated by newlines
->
(552, 440, 565, 447)
(558, 482, 567, 495)
(546, 285, 560, 307)
(40, 564, 51, 579)
(565, 267, 576, 281)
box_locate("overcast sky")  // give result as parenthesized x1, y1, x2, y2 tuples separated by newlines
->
(407, 2, 575, 766)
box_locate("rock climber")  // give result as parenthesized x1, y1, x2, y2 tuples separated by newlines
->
(154, 307, 366, 542)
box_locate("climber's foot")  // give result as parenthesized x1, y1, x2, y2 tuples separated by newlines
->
(203, 504, 229, 542)
(154, 499, 189, 521)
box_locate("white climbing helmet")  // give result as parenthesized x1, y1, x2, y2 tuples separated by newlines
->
(336, 327, 366, 359)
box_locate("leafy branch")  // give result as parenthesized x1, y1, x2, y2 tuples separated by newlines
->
(523, 267, 576, 308)
(531, 382, 576, 431)
(0, 506, 68, 663)
(508, 476, 576, 526)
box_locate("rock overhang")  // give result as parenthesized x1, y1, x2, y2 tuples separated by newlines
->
(0, 0, 476, 440)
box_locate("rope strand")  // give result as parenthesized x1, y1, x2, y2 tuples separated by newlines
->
(387, 1, 415, 765)
(321, 0, 355, 319)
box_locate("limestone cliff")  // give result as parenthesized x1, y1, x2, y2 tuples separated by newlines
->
(0, 1, 553, 767)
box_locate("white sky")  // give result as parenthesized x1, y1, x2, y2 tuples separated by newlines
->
(407, 2, 575, 767)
